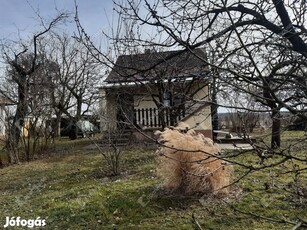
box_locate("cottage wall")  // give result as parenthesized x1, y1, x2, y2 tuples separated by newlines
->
(182, 83, 212, 138)
(134, 95, 158, 109)
(182, 106, 212, 138)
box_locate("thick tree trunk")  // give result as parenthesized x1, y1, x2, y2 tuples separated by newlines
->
(263, 78, 281, 149)
(53, 113, 62, 137)
(71, 97, 82, 139)
(169, 108, 177, 126)
(271, 109, 281, 148)
(159, 107, 167, 129)
(68, 120, 78, 140)
(10, 106, 26, 148)
(10, 77, 28, 147)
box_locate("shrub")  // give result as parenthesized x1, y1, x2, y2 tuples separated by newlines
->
(155, 123, 232, 196)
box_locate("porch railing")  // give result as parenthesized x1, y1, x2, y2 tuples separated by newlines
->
(133, 107, 185, 128)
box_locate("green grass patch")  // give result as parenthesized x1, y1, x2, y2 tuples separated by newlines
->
(0, 135, 307, 229)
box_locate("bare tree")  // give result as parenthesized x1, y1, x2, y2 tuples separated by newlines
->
(107, 0, 307, 148)
(74, 0, 307, 227)
(0, 12, 68, 155)
(43, 32, 101, 139)
(75, 8, 212, 134)
(1, 52, 63, 161)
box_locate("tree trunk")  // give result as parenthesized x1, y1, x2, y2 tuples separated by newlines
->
(263, 78, 281, 149)
(53, 113, 62, 137)
(68, 120, 78, 140)
(10, 77, 27, 147)
(271, 109, 281, 148)
(169, 107, 177, 126)
(158, 107, 167, 129)
(10, 108, 26, 149)
(211, 75, 219, 141)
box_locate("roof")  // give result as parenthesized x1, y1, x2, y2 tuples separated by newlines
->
(105, 48, 209, 84)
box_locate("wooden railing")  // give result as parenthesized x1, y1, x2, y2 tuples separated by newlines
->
(133, 107, 185, 128)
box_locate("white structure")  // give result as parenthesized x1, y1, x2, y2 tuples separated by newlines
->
(0, 95, 13, 138)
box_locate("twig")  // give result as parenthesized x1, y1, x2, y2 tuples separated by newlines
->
(292, 221, 302, 230)
(192, 213, 203, 230)
(222, 199, 307, 228)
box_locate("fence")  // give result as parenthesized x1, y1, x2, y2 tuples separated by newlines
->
(134, 107, 185, 128)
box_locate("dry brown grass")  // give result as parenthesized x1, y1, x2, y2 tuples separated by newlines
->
(155, 123, 232, 196)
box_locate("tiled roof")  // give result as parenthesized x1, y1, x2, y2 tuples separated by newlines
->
(105, 48, 209, 83)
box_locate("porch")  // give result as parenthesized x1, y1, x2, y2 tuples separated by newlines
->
(133, 107, 185, 129)
(99, 81, 213, 139)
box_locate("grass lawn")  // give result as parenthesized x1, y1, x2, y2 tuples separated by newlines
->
(0, 133, 306, 229)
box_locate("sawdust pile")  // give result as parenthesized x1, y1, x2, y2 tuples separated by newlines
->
(155, 123, 232, 196)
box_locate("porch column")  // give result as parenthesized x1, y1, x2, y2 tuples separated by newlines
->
(99, 88, 117, 132)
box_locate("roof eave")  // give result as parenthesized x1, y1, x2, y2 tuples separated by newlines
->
(101, 74, 211, 89)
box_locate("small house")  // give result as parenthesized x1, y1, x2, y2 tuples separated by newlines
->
(99, 48, 213, 140)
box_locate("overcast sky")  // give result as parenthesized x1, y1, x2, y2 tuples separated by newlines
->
(0, 0, 115, 41)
